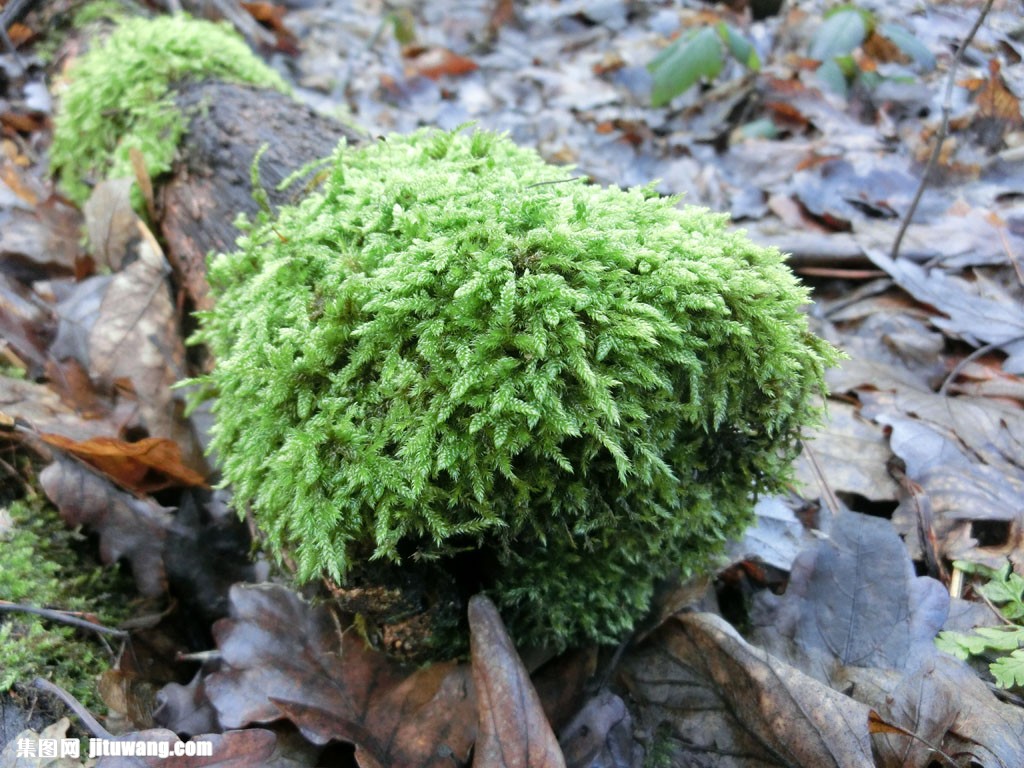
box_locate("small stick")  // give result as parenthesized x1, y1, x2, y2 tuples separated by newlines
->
(891, 0, 995, 260)
(0, 600, 128, 638)
(937, 333, 1024, 396)
(33, 678, 114, 740)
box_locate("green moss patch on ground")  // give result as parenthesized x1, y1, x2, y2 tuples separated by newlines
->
(0, 492, 132, 709)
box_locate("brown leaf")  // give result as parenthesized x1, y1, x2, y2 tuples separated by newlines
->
(43, 357, 109, 419)
(240, 1, 298, 53)
(469, 594, 565, 768)
(0, 271, 54, 377)
(558, 690, 641, 768)
(0, 374, 113, 441)
(153, 672, 219, 737)
(403, 45, 479, 80)
(794, 400, 899, 503)
(619, 613, 875, 767)
(84, 178, 138, 271)
(865, 249, 1024, 372)
(531, 648, 596, 732)
(0, 197, 83, 274)
(99, 668, 156, 732)
(858, 387, 1024, 569)
(971, 59, 1024, 125)
(37, 433, 207, 493)
(204, 584, 476, 767)
(39, 457, 173, 597)
(58, 220, 205, 472)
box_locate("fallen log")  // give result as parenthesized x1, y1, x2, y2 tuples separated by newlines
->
(160, 81, 363, 311)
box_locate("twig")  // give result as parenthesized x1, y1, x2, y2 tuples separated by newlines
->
(799, 438, 842, 520)
(33, 678, 113, 739)
(891, 0, 995, 260)
(0, 600, 128, 638)
(937, 333, 1024, 396)
(525, 177, 584, 189)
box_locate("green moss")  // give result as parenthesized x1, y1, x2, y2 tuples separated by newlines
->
(50, 14, 289, 205)
(0, 495, 131, 708)
(71, 0, 130, 28)
(196, 128, 839, 651)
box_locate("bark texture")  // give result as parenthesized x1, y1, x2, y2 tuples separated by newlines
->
(160, 81, 363, 310)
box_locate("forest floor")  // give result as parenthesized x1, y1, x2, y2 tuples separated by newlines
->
(2, 0, 1024, 766)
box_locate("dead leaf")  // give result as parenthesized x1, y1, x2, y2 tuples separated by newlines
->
(240, 2, 299, 53)
(204, 584, 476, 767)
(153, 672, 220, 738)
(51, 220, 204, 472)
(37, 433, 208, 493)
(859, 389, 1024, 569)
(729, 495, 821, 572)
(964, 59, 1024, 136)
(0, 374, 113, 441)
(746, 509, 1024, 765)
(99, 668, 156, 732)
(39, 457, 173, 597)
(558, 690, 641, 768)
(751, 510, 949, 675)
(795, 400, 899, 503)
(618, 612, 875, 767)
(84, 178, 138, 271)
(865, 249, 1024, 373)
(43, 357, 109, 419)
(0, 271, 54, 377)
(403, 45, 479, 80)
(0, 201, 83, 275)
(469, 595, 565, 768)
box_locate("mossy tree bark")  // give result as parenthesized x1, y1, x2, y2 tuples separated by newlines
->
(159, 81, 362, 311)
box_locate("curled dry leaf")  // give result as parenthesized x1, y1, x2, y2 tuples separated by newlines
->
(865, 249, 1024, 373)
(37, 433, 208, 494)
(558, 690, 641, 768)
(39, 457, 173, 597)
(204, 584, 476, 768)
(469, 594, 565, 768)
(619, 612, 874, 768)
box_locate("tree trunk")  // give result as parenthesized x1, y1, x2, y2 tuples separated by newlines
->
(159, 81, 363, 311)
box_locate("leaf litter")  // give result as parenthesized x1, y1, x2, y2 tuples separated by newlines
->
(2, 0, 1024, 764)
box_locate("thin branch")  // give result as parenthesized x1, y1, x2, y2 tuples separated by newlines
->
(33, 678, 114, 739)
(0, 600, 128, 638)
(891, 0, 995, 260)
(937, 333, 1024, 396)
(799, 438, 842, 520)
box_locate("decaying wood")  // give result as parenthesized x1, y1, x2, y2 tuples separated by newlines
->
(159, 81, 363, 311)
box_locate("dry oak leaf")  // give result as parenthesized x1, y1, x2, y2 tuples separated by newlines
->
(619, 612, 874, 767)
(38, 432, 207, 494)
(204, 584, 476, 768)
(469, 594, 565, 768)
(39, 457, 173, 597)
